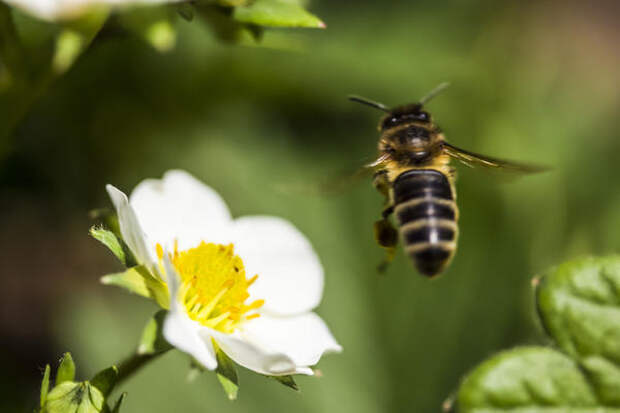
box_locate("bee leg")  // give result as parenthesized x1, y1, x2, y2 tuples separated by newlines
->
(374, 217, 398, 273)
(373, 170, 390, 195)
(382, 205, 394, 219)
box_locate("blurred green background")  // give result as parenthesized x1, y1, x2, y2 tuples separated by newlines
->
(2, 0, 619, 411)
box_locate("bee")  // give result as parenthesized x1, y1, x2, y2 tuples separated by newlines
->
(350, 83, 546, 277)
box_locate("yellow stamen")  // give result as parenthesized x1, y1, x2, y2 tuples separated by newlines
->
(168, 241, 263, 334)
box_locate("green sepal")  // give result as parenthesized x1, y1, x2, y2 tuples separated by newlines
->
(233, 0, 325, 28)
(56, 352, 76, 385)
(111, 392, 127, 413)
(271, 375, 299, 391)
(458, 346, 598, 412)
(45, 382, 105, 413)
(90, 226, 137, 268)
(40, 364, 50, 409)
(101, 265, 169, 309)
(213, 342, 239, 400)
(89, 209, 121, 238)
(90, 366, 118, 397)
(138, 310, 172, 355)
(196, 5, 263, 43)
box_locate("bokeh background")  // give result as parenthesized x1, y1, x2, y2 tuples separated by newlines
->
(2, 0, 619, 411)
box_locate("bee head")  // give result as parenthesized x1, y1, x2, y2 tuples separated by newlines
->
(349, 82, 449, 131)
(379, 104, 431, 130)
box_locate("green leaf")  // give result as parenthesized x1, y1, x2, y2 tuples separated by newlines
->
(536, 256, 620, 360)
(46, 382, 105, 413)
(272, 375, 299, 391)
(580, 356, 620, 405)
(90, 226, 136, 267)
(214, 344, 239, 400)
(536, 256, 620, 405)
(138, 310, 172, 355)
(101, 265, 169, 309)
(90, 366, 118, 397)
(56, 353, 76, 384)
(458, 347, 599, 412)
(112, 392, 127, 413)
(233, 0, 325, 28)
(40, 364, 50, 408)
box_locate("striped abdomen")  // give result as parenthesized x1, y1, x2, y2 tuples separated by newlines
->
(393, 169, 458, 277)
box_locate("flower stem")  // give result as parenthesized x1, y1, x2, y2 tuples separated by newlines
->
(115, 350, 169, 388)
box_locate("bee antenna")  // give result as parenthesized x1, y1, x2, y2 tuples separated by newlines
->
(348, 95, 391, 113)
(418, 82, 451, 106)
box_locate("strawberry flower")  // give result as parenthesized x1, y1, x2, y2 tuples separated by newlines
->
(105, 170, 341, 376)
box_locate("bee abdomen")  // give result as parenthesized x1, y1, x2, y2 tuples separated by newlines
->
(393, 169, 458, 277)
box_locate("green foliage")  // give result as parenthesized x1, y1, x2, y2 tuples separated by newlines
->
(271, 375, 299, 391)
(112, 393, 127, 413)
(137, 310, 172, 355)
(55, 353, 76, 385)
(39, 353, 122, 413)
(100, 265, 169, 309)
(456, 257, 620, 412)
(214, 343, 240, 400)
(118, 8, 177, 52)
(90, 226, 137, 268)
(45, 382, 105, 413)
(91, 366, 119, 397)
(40, 365, 50, 409)
(233, 0, 325, 28)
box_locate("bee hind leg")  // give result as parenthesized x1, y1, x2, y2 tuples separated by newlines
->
(374, 217, 398, 273)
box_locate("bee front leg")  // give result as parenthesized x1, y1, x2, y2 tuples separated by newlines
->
(374, 216, 398, 273)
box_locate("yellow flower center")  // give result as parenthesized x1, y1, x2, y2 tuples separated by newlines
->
(157, 241, 264, 334)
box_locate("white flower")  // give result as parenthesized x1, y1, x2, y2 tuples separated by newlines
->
(4, 0, 181, 21)
(106, 170, 341, 376)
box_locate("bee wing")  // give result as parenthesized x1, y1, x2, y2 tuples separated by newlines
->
(318, 163, 377, 195)
(273, 161, 377, 196)
(442, 142, 549, 174)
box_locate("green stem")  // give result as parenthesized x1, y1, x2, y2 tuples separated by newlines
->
(115, 349, 169, 388)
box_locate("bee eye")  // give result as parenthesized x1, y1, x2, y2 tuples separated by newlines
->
(416, 112, 429, 122)
(382, 116, 400, 129)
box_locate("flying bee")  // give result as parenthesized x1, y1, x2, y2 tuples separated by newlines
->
(350, 83, 547, 277)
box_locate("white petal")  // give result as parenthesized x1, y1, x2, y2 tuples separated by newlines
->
(209, 330, 305, 376)
(241, 313, 342, 367)
(4, 0, 183, 21)
(106, 184, 156, 274)
(162, 255, 217, 370)
(232, 216, 324, 315)
(129, 170, 233, 256)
